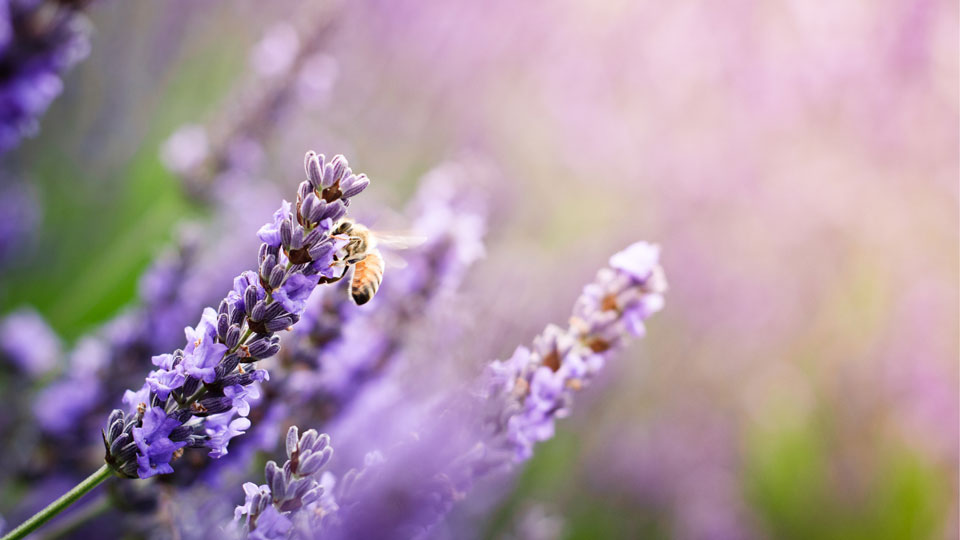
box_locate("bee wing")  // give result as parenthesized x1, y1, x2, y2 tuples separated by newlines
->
(371, 231, 428, 250)
(379, 249, 409, 269)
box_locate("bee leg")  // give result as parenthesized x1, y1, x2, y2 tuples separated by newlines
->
(317, 266, 351, 285)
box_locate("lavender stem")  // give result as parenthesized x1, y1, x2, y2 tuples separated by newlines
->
(0, 464, 113, 540)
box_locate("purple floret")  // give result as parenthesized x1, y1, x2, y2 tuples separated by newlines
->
(133, 407, 187, 478)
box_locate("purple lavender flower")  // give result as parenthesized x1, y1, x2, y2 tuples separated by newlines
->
(133, 406, 188, 478)
(102, 151, 371, 479)
(32, 335, 103, 433)
(182, 308, 229, 383)
(319, 241, 666, 537)
(273, 273, 319, 314)
(205, 414, 253, 460)
(0, 0, 90, 152)
(235, 426, 335, 540)
(0, 307, 61, 376)
(145, 354, 187, 401)
(489, 242, 667, 460)
(257, 201, 293, 248)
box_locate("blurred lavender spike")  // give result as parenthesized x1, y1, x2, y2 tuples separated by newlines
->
(235, 426, 336, 540)
(102, 151, 371, 480)
(0, 307, 61, 377)
(161, 10, 339, 199)
(0, 0, 91, 153)
(322, 241, 667, 537)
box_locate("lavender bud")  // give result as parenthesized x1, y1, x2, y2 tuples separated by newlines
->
(181, 376, 201, 397)
(109, 434, 130, 457)
(114, 442, 138, 466)
(309, 240, 335, 261)
(217, 353, 240, 379)
(303, 193, 326, 223)
(265, 317, 293, 333)
(108, 425, 128, 448)
(268, 265, 285, 289)
(290, 225, 304, 250)
(217, 313, 230, 341)
(303, 226, 323, 247)
(170, 409, 193, 424)
(230, 305, 245, 326)
(305, 152, 323, 189)
(107, 410, 125, 440)
(225, 325, 241, 349)
(286, 426, 299, 458)
(265, 460, 282, 492)
(266, 243, 280, 258)
(263, 302, 286, 322)
(244, 285, 259, 316)
(218, 299, 230, 316)
(263, 343, 281, 359)
(321, 159, 336, 188)
(330, 155, 349, 183)
(258, 242, 269, 264)
(196, 397, 232, 416)
(321, 200, 347, 222)
(311, 432, 330, 453)
(220, 369, 264, 387)
(298, 447, 333, 476)
(280, 219, 293, 249)
(286, 478, 311, 504)
(247, 337, 272, 358)
(301, 486, 322, 506)
(299, 430, 319, 453)
(340, 173, 370, 199)
(250, 300, 267, 322)
(300, 192, 318, 222)
(297, 181, 313, 204)
(260, 257, 276, 282)
(169, 424, 197, 442)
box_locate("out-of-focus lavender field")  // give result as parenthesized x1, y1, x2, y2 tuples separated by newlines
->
(0, 1, 957, 538)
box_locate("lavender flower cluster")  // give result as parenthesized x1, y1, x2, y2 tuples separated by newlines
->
(234, 426, 336, 540)
(102, 152, 369, 479)
(245, 242, 667, 538)
(485, 241, 667, 461)
(153, 162, 488, 508)
(0, 0, 90, 153)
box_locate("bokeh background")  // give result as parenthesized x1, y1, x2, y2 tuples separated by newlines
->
(1, 1, 957, 538)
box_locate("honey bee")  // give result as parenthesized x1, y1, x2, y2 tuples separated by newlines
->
(333, 219, 425, 305)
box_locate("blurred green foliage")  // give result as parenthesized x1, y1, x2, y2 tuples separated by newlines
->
(745, 416, 950, 540)
(485, 429, 670, 539)
(0, 8, 250, 341)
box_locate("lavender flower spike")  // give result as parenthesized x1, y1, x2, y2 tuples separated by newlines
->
(325, 242, 667, 537)
(103, 151, 370, 479)
(0, 0, 91, 153)
(235, 426, 336, 540)
(490, 241, 667, 461)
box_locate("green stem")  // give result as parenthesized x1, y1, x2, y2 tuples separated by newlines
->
(39, 493, 111, 540)
(1, 465, 113, 540)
